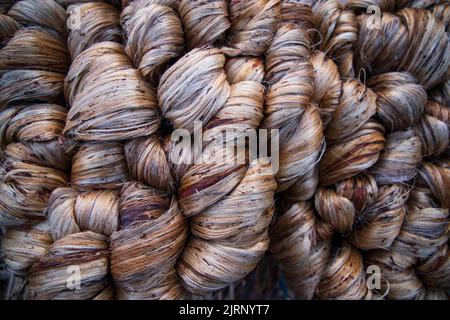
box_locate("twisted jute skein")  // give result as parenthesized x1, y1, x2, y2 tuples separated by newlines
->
(0, 0, 73, 227)
(0, 0, 449, 300)
(0, 0, 75, 298)
(1, 0, 279, 299)
(119, 0, 278, 296)
(270, 0, 450, 300)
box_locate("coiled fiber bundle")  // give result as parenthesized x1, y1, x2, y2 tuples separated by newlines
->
(269, 0, 450, 300)
(1, 0, 278, 299)
(0, 0, 449, 300)
(0, 0, 74, 298)
(0, 0, 71, 227)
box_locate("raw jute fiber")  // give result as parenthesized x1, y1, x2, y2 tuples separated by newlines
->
(0, 0, 449, 300)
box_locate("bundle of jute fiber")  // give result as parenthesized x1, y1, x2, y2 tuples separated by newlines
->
(0, 0, 72, 227)
(121, 0, 183, 83)
(21, 5, 173, 296)
(16, 34, 167, 299)
(356, 7, 450, 89)
(7, 0, 68, 36)
(0, 13, 20, 45)
(268, 56, 389, 299)
(262, 3, 328, 201)
(361, 99, 449, 299)
(174, 83, 276, 293)
(222, 0, 280, 56)
(66, 2, 122, 59)
(1, 221, 53, 298)
(25, 183, 187, 299)
(311, 0, 358, 77)
(1, 0, 450, 301)
(0, 0, 74, 299)
(63, 42, 160, 141)
(269, 1, 449, 300)
(120, 0, 277, 295)
(270, 162, 449, 299)
(271, 203, 373, 299)
(362, 50, 449, 299)
(0, 1, 119, 298)
(365, 164, 450, 300)
(0, 0, 280, 299)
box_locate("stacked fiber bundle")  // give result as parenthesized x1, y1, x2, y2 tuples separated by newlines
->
(1, 0, 279, 299)
(117, 0, 278, 297)
(270, 0, 450, 300)
(0, 0, 73, 298)
(0, 0, 449, 301)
